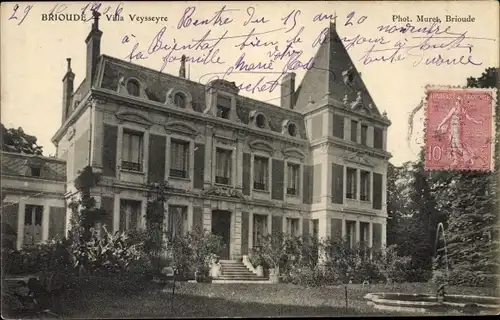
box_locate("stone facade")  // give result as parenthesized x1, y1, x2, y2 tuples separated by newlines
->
(4, 19, 391, 258)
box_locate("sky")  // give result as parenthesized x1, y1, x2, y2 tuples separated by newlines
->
(1, 1, 498, 166)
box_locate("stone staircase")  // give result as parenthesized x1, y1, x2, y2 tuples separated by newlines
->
(214, 260, 271, 284)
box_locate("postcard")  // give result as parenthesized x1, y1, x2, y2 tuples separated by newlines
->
(1, 1, 499, 318)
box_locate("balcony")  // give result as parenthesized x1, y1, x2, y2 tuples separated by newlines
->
(346, 192, 356, 199)
(170, 169, 187, 179)
(253, 181, 266, 191)
(360, 194, 370, 201)
(215, 176, 230, 185)
(286, 188, 297, 196)
(122, 161, 141, 172)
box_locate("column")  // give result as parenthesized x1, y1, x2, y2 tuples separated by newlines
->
(248, 212, 254, 250)
(204, 126, 213, 184)
(236, 138, 243, 189)
(143, 131, 150, 183)
(116, 126, 123, 180)
(165, 137, 171, 181)
(369, 222, 374, 248)
(42, 205, 50, 242)
(382, 222, 387, 249)
(267, 214, 272, 235)
(282, 215, 288, 234)
(113, 196, 120, 233)
(17, 202, 25, 250)
(203, 205, 212, 231)
(356, 168, 360, 200)
(187, 203, 194, 231)
(355, 220, 360, 244)
(341, 218, 346, 239)
(298, 217, 303, 237)
(91, 108, 104, 168)
(233, 211, 242, 258)
(189, 140, 195, 188)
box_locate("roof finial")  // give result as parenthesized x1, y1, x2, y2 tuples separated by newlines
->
(91, 9, 101, 31)
(179, 55, 186, 78)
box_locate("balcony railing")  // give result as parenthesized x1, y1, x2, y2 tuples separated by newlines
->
(170, 168, 187, 178)
(286, 188, 297, 195)
(346, 192, 356, 199)
(360, 194, 370, 201)
(122, 161, 141, 172)
(215, 176, 230, 185)
(253, 181, 266, 190)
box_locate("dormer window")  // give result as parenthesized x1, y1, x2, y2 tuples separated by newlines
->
(29, 166, 41, 177)
(174, 92, 187, 108)
(126, 79, 141, 96)
(216, 95, 231, 119)
(256, 114, 266, 128)
(288, 123, 297, 137)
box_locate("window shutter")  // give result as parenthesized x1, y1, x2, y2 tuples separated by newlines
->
(311, 115, 323, 140)
(241, 211, 249, 255)
(148, 134, 166, 184)
(272, 216, 282, 234)
(302, 218, 309, 238)
(101, 196, 115, 233)
(332, 114, 344, 139)
(192, 206, 203, 232)
(74, 129, 90, 176)
(242, 153, 251, 195)
(271, 159, 284, 200)
(102, 125, 118, 177)
(331, 163, 344, 204)
(330, 218, 343, 240)
(193, 144, 205, 189)
(302, 165, 313, 204)
(49, 207, 66, 239)
(374, 127, 383, 149)
(2, 202, 19, 249)
(373, 173, 383, 209)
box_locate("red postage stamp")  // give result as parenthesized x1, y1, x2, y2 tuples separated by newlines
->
(425, 86, 496, 171)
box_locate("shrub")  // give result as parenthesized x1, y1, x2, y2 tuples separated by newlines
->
(373, 244, 412, 284)
(448, 270, 499, 288)
(283, 263, 338, 287)
(71, 227, 144, 276)
(249, 246, 268, 269)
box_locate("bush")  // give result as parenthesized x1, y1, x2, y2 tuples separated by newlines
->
(249, 246, 268, 269)
(71, 227, 144, 276)
(283, 264, 338, 287)
(448, 270, 499, 288)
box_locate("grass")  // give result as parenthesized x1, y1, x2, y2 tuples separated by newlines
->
(53, 276, 499, 318)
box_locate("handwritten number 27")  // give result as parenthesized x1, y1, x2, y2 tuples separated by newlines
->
(9, 4, 33, 26)
(344, 11, 367, 27)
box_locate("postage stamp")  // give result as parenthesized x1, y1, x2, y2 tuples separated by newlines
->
(425, 86, 497, 171)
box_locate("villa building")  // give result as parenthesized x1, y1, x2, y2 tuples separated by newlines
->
(2, 14, 391, 257)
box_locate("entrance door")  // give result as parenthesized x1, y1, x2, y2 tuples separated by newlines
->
(211, 210, 231, 259)
(24, 205, 43, 246)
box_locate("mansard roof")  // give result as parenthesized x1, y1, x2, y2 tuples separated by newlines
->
(91, 55, 307, 139)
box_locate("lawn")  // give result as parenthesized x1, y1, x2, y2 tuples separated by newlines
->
(54, 276, 499, 318)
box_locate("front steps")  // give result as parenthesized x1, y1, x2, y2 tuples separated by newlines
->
(213, 260, 270, 283)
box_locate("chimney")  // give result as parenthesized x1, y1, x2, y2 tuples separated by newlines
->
(85, 10, 103, 87)
(62, 58, 75, 124)
(281, 72, 296, 109)
(179, 55, 186, 78)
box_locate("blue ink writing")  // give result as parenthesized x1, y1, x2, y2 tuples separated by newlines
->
(229, 53, 274, 73)
(80, 2, 124, 22)
(281, 9, 301, 33)
(9, 4, 33, 26)
(343, 34, 390, 50)
(345, 11, 367, 27)
(312, 12, 337, 22)
(360, 44, 406, 65)
(48, 3, 67, 15)
(243, 6, 269, 26)
(234, 28, 279, 50)
(286, 26, 304, 44)
(177, 5, 237, 29)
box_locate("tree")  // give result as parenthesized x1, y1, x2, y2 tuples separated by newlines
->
(1, 123, 43, 155)
(444, 67, 499, 287)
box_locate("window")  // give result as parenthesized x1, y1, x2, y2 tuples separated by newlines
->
(253, 156, 269, 190)
(127, 79, 141, 96)
(216, 148, 232, 185)
(23, 205, 43, 245)
(288, 123, 297, 137)
(29, 166, 41, 177)
(361, 125, 368, 146)
(287, 163, 300, 195)
(360, 171, 370, 201)
(374, 127, 384, 149)
(122, 130, 143, 171)
(256, 114, 266, 128)
(119, 200, 142, 231)
(174, 92, 187, 108)
(286, 218, 300, 237)
(216, 95, 231, 119)
(170, 140, 189, 178)
(346, 167, 357, 199)
(346, 221, 356, 249)
(168, 205, 188, 240)
(253, 214, 268, 247)
(332, 114, 344, 139)
(350, 120, 358, 142)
